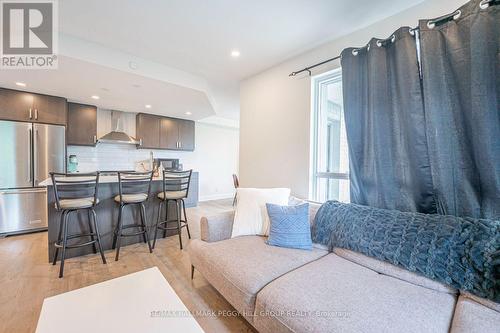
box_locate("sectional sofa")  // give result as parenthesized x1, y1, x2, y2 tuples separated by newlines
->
(187, 202, 500, 332)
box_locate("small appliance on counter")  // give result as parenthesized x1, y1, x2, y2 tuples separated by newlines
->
(154, 158, 181, 171)
(68, 155, 78, 173)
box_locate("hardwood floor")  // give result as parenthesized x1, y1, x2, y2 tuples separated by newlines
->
(0, 199, 254, 333)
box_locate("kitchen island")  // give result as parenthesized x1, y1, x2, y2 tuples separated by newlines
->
(40, 172, 199, 261)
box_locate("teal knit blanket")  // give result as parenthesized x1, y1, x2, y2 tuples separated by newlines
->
(312, 201, 500, 302)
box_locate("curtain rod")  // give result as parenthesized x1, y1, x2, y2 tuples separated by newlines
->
(289, 55, 341, 77)
(290, 1, 499, 77)
(289, 27, 421, 77)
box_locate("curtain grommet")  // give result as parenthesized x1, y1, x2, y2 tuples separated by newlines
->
(352, 49, 359, 56)
(480, 0, 490, 9)
(409, 28, 416, 36)
(427, 10, 461, 29)
(376, 35, 395, 48)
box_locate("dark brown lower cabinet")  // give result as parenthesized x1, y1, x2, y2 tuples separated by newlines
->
(67, 103, 97, 146)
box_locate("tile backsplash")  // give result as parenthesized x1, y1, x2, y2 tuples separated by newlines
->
(67, 144, 193, 172)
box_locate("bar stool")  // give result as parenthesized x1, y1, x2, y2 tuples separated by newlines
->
(153, 170, 192, 250)
(112, 171, 154, 261)
(50, 172, 106, 278)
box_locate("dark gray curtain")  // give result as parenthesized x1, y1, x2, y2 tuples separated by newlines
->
(341, 27, 436, 213)
(419, 0, 500, 219)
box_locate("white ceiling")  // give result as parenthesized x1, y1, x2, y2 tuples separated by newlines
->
(1, 0, 426, 121)
(59, 0, 425, 82)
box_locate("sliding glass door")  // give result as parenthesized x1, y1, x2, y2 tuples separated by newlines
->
(311, 69, 349, 202)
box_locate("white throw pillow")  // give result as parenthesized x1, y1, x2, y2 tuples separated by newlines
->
(231, 187, 291, 238)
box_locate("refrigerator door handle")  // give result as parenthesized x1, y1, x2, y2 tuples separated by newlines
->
(0, 188, 47, 195)
(28, 128, 32, 182)
(34, 128, 38, 183)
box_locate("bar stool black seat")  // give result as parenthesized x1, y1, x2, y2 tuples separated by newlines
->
(153, 170, 192, 250)
(50, 172, 106, 278)
(112, 171, 154, 261)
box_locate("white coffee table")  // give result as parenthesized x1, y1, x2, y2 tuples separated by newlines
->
(36, 267, 204, 333)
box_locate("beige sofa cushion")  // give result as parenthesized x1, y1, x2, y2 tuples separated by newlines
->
(333, 248, 457, 294)
(254, 254, 457, 333)
(460, 292, 500, 313)
(188, 236, 327, 323)
(450, 295, 500, 333)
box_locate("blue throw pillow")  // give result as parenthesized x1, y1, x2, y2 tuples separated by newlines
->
(266, 203, 312, 250)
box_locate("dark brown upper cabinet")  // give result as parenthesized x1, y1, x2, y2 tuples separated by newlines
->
(0, 87, 67, 125)
(136, 113, 160, 149)
(178, 119, 195, 151)
(33, 94, 67, 125)
(0, 88, 34, 122)
(137, 113, 195, 151)
(67, 103, 97, 146)
(160, 117, 179, 150)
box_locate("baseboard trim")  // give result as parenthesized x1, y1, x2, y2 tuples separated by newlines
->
(199, 193, 234, 202)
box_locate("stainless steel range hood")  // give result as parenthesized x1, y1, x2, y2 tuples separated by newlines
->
(98, 111, 140, 145)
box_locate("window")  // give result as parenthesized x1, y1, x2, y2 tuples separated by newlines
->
(311, 69, 350, 202)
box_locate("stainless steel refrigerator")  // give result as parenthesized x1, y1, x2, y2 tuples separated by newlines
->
(0, 120, 65, 235)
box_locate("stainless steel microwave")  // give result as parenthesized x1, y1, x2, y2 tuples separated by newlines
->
(155, 158, 180, 170)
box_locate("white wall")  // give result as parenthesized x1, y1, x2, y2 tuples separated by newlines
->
(68, 109, 239, 201)
(239, 0, 467, 199)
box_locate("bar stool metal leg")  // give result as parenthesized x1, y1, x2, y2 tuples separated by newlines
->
(87, 210, 97, 254)
(176, 199, 183, 250)
(163, 200, 169, 239)
(59, 210, 71, 278)
(115, 205, 125, 261)
(112, 204, 122, 250)
(181, 199, 191, 239)
(153, 201, 163, 249)
(91, 208, 107, 264)
(52, 210, 66, 265)
(140, 203, 153, 253)
(139, 204, 147, 244)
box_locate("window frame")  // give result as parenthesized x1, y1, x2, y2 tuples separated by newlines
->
(310, 68, 349, 202)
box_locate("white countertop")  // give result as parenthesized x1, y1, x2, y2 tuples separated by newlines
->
(39, 175, 164, 186)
